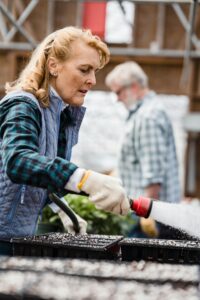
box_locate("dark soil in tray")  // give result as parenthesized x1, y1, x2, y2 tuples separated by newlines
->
(12, 233, 123, 260)
(121, 238, 200, 249)
(120, 238, 200, 264)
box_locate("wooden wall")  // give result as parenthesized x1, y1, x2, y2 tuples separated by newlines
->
(1, 1, 199, 97)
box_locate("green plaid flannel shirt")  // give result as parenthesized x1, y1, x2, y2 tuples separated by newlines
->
(0, 97, 77, 193)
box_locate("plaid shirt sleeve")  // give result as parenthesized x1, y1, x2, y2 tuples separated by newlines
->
(138, 115, 168, 187)
(0, 98, 77, 193)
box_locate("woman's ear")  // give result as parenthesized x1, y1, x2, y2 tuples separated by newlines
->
(48, 57, 59, 76)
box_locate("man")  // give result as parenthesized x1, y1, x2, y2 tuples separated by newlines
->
(105, 61, 181, 238)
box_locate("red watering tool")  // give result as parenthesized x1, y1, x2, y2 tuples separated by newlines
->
(129, 196, 153, 218)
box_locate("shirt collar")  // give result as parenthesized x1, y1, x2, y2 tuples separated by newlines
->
(49, 86, 69, 110)
(127, 91, 156, 120)
(49, 86, 86, 126)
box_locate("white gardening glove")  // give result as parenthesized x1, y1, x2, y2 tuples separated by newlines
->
(77, 170, 130, 216)
(58, 209, 87, 235)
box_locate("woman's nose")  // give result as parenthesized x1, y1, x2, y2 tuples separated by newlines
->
(87, 71, 96, 86)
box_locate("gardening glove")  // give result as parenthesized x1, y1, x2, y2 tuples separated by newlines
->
(77, 170, 130, 216)
(58, 209, 87, 235)
(140, 217, 159, 238)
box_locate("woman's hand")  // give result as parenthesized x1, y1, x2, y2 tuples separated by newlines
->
(58, 209, 87, 234)
(78, 170, 130, 215)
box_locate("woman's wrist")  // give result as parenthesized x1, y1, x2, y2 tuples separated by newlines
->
(64, 168, 86, 192)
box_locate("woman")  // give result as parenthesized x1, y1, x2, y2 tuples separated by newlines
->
(0, 27, 130, 248)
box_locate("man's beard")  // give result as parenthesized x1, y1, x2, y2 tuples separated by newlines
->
(122, 90, 138, 109)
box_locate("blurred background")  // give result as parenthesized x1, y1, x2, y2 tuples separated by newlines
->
(0, 0, 199, 200)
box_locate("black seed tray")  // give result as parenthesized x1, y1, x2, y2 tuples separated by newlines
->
(12, 233, 123, 260)
(0, 239, 13, 256)
(120, 238, 200, 264)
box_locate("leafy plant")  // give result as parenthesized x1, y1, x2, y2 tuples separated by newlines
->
(40, 205, 63, 230)
(41, 194, 135, 235)
(64, 194, 135, 235)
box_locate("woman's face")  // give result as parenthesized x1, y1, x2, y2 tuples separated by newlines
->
(49, 40, 101, 106)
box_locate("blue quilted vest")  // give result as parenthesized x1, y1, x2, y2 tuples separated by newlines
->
(0, 90, 85, 239)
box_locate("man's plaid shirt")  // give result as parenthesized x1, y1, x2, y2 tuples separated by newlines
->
(0, 97, 77, 193)
(118, 92, 181, 203)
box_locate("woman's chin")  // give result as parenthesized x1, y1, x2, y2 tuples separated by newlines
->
(70, 99, 85, 107)
(63, 96, 85, 106)
(73, 96, 85, 106)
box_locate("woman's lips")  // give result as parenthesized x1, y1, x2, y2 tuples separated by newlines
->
(79, 89, 88, 95)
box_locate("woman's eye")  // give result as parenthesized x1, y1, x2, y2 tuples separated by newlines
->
(80, 69, 89, 74)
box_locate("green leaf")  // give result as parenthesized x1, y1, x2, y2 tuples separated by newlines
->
(40, 194, 136, 235)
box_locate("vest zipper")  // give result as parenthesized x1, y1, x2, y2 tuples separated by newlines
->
(20, 185, 26, 204)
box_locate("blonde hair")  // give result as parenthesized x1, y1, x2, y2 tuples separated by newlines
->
(6, 27, 110, 107)
(105, 61, 148, 89)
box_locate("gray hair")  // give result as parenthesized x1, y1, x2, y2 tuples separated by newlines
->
(105, 61, 148, 89)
